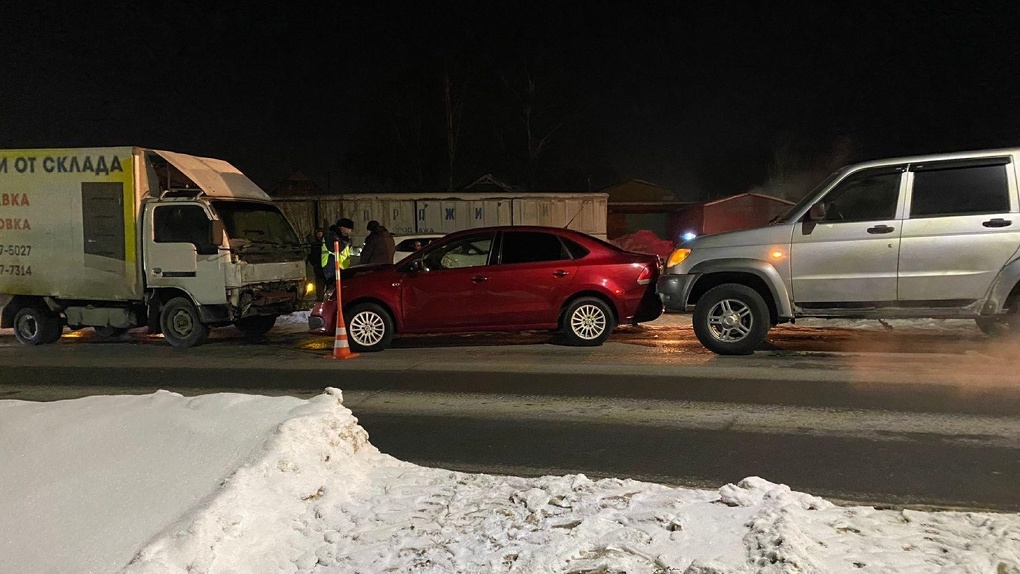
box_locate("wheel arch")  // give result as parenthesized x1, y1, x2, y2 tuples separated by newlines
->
(982, 257, 1020, 314)
(685, 259, 792, 324)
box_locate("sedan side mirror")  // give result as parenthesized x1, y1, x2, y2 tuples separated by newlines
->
(406, 259, 425, 273)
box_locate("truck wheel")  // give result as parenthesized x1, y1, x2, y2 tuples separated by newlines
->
(159, 297, 209, 348)
(693, 284, 770, 355)
(345, 302, 393, 352)
(235, 315, 277, 337)
(14, 307, 61, 346)
(561, 297, 616, 346)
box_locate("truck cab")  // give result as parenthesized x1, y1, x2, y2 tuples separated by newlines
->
(0, 147, 309, 348)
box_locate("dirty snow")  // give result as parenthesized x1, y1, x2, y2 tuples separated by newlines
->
(1, 389, 1018, 574)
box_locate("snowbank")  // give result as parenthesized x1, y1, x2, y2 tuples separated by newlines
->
(2, 390, 1018, 573)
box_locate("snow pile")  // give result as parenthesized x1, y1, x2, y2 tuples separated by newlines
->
(122, 389, 1019, 574)
(611, 229, 674, 259)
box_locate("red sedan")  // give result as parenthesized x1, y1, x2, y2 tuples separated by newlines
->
(309, 226, 663, 351)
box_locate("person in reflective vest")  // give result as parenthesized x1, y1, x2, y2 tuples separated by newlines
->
(321, 218, 354, 281)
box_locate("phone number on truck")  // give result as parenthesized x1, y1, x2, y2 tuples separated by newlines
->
(3, 245, 31, 256)
(0, 264, 32, 276)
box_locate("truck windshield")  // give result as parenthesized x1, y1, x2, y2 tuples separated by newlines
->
(211, 200, 301, 247)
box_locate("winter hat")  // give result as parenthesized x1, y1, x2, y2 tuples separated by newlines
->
(337, 218, 355, 229)
(367, 220, 380, 232)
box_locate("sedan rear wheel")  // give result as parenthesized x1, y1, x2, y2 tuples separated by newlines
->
(562, 297, 615, 346)
(345, 302, 394, 352)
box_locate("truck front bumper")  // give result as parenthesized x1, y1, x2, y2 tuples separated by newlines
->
(657, 274, 697, 311)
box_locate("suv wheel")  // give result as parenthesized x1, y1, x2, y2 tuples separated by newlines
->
(976, 307, 1019, 337)
(693, 284, 770, 355)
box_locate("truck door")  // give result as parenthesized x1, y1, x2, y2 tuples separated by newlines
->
(143, 203, 227, 304)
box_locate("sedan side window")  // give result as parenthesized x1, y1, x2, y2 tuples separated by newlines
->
(422, 233, 494, 270)
(812, 170, 902, 223)
(500, 231, 571, 264)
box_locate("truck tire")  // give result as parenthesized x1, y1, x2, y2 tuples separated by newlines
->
(159, 297, 209, 348)
(693, 283, 770, 355)
(235, 315, 277, 337)
(13, 306, 61, 346)
(561, 296, 616, 346)
(345, 302, 394, 352)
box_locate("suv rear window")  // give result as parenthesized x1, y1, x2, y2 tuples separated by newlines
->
(910, 164, 1010, 218)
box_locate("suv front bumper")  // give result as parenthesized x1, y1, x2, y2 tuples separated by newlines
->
(657, 274, 697, 311)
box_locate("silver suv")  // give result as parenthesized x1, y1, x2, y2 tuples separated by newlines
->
(658, 148, 1020, 354)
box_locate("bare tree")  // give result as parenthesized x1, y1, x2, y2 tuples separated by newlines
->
(443, 62, 469, 191)
(500, 61, 564, 189)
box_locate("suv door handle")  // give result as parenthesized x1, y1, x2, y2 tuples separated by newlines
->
(867, 225, 895, 234)
(471, 275, 488, 283)
(552, 270, 570, 277)
(983, 218, 1013, 228)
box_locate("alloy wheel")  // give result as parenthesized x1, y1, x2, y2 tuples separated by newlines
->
(706, 298, 754, 342)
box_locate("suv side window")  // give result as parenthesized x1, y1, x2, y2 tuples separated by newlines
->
(815, 169, 902, 223)
(910, 164, 1010, 218)
(500, 231, 570, 264)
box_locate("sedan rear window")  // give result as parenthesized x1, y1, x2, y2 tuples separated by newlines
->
(500, 232, 571, 264)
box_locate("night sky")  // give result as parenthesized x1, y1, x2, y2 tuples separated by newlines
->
(2, 2, 1019, 199)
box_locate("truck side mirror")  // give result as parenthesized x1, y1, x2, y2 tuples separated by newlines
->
(196, 220, 224, 255)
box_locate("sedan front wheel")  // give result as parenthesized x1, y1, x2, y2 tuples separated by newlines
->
(345, 302, 394, 352)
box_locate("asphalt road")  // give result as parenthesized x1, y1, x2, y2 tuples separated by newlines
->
(2, 318, 1019, 511)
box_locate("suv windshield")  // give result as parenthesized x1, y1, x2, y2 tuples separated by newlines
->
(771, 170, 845, 224)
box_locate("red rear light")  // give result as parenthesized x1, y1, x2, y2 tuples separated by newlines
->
(637, 265, 652, 285)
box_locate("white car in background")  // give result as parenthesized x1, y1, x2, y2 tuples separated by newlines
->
(350, 233, 444, 266)
(392, 233, 444, 263)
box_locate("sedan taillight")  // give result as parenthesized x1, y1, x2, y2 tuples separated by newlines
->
(637, 265, 652, 285)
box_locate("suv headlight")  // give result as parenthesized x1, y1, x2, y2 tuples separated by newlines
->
(666, 248, 691, 268)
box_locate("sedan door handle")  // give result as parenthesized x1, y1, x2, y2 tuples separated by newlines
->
(552, 270, 570, 278)
(983, 218, 1013, 228)
(867, 225, 895, 234)
(471, 275, 488, 283)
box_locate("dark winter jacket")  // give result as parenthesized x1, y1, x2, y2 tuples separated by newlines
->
(360, 226, 396, 265)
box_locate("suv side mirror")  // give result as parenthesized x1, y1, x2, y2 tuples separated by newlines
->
(808, 202, 826, 221)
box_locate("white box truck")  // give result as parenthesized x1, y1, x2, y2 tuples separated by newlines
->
(0, 147, 309, 348)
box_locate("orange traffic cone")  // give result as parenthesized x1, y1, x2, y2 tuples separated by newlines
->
(326, 239, 358, 360)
